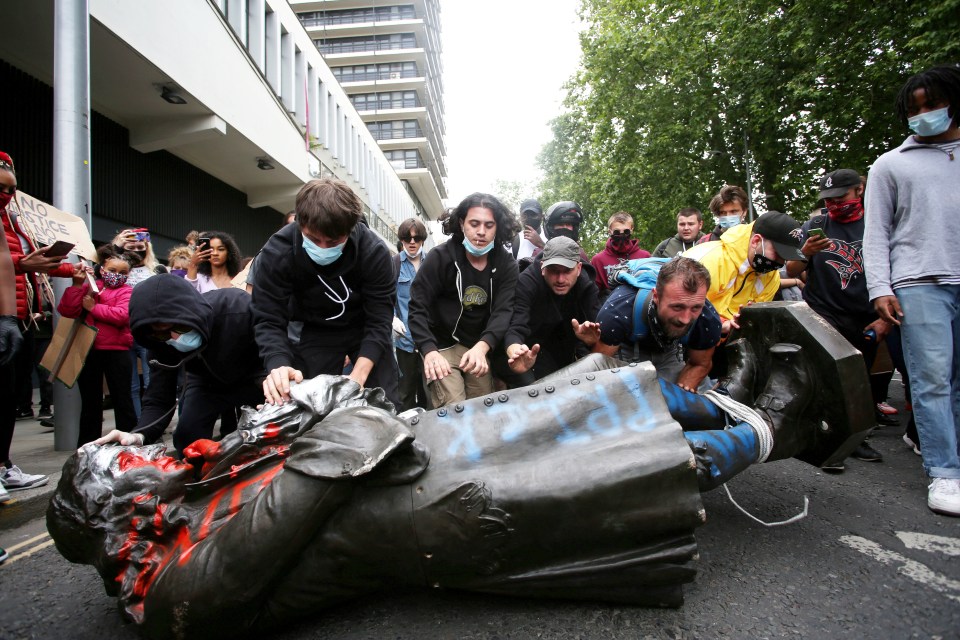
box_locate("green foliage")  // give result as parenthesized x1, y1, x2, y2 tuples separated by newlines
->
(538, 0, 960, 251)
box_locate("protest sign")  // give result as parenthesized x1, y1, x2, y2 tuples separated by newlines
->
(9, 191, 98, 261)
(40, 317, 98, 388)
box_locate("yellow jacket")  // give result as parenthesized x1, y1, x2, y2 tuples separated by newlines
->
(681, 222, 780, 320)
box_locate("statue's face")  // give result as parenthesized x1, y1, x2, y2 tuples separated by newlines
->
(85, 444, 195, 500)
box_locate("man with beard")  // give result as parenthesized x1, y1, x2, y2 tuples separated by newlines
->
(591, 211, 651, 301)
(593, 257, 722, 392)
(503, 237, 601, 384)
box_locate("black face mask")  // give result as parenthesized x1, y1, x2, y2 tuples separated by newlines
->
(550, 227, 579, 241)
(751, 238, 782, 274)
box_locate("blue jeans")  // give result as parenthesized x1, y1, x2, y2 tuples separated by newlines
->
(129, 341, 151, 419)
(896, 285, 960, 479)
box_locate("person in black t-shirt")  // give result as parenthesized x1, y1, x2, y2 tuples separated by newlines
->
(408, 193, 520, 407)
(785, 168, 893, 467)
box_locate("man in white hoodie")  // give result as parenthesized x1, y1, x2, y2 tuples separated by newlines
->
(864, 63, 960, 517)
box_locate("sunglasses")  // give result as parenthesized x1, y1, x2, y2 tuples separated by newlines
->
(401, 235, 426, 243)
(610, 230, 632, 238)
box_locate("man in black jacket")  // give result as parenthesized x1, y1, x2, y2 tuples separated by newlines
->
(98, 274, 266, 453)
(251, 178, 399, 408)
(503, 237, 601, 383)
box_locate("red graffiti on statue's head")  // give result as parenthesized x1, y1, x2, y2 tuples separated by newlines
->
(116, 451, 191, 474)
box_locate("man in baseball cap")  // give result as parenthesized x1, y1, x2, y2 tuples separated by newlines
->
(683, 210, 805, 337)
(503, 236, 600, 383)
(785, 167, 893, 469)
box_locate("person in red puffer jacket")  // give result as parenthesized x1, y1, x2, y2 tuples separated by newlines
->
(0, 151, 73, 494)
(58, 245, 137, 447)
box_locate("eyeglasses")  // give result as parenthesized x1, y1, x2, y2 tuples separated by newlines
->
(610, 230, 632, 238)
(401, 235, 426, 243)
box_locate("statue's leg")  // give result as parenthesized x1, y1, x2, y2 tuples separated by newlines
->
(657, 378, 728, 430)
(685, 425, 758, 492)
(714, 338, 756, 404)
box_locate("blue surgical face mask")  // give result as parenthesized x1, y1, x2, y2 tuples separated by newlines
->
(462, 237, 494, 257)
(908, 106, 953, 138)
(717, 215, 741, 229)
(166, 330, 203, 352)
(302, 235, 346, 266)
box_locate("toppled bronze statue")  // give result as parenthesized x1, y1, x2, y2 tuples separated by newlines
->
(47, 303, 871, 639)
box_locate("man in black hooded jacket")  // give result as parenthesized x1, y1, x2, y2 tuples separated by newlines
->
(104, 274, 266, 454)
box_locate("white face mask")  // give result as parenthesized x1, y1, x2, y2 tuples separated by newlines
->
(404, 246, 423, 259)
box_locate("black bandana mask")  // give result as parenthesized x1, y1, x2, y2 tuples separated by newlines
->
(751, 238, 781, 275)
(550, 227, 579, 241)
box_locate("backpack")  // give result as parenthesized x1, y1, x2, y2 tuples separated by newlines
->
(611, 257, 690, 345)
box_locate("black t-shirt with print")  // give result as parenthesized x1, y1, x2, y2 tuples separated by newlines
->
(455, 260, 493, 347)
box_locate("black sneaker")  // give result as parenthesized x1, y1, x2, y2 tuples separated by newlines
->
(821, 460, 845, 474)
(15, 409, 33, 421)
(875, 411, 899, 427)
(852, 441, 883, 462)
(39, 416, 55, 429)
(37, 407, 53, 420)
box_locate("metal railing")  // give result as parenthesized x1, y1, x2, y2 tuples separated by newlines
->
(318, 39, 417, 55)
(334, 68, 420, 83)
(300, 10, 417, 28)
(353, 98, 420, 110)
(370, 127, 424, 141)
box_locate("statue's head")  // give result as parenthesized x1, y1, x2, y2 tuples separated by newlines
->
(47, 444, 195, 585)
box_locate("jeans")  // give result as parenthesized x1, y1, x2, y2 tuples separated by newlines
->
(129, 341, 151, 418)
(896, 285, 960, 479)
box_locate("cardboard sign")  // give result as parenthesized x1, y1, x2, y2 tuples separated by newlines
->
(40, 317, 98, 388)
(8, 191, 98, 262)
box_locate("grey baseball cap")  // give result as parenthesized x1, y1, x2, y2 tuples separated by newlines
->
(540, 236, 581, 268)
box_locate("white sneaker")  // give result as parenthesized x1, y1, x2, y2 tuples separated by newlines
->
(928, 478, 960, 516)
(0, 481, 10, 504)
(903, 434, 921, 456)
(0, 465, 49, 492)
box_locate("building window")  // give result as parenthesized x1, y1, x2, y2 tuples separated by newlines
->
(299, 6, 416, 28)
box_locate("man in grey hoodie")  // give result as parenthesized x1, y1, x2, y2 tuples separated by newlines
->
(863, 63, 960, 517)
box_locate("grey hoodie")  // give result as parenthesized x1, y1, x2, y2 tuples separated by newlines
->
(864, 135, 960, 300)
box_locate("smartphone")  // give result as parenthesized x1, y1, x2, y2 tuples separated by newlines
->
(808, 228, 826, 239)
(43, 240, 75, 258)
(197, 236, 211, 251)
(131, 228, 151, 243)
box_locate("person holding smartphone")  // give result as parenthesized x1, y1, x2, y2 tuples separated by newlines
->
(784, 168, 892, 470)
(185, 230, 242, 292)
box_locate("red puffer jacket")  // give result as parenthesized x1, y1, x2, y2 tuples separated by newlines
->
(2, 208, 74, 320)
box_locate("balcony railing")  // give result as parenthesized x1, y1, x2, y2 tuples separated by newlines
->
(389, 158, 426, 170)
(335, 68, 420, 83)
(354, 98, 420, 110)
(301, 10, 417, 28)
(370, 127, 424, 141)
(318, 40, 417, 55)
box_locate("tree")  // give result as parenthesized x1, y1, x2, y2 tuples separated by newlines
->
(539, 0, 960, 251)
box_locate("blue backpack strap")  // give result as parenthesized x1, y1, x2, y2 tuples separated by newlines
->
(617, 258, 671, 342)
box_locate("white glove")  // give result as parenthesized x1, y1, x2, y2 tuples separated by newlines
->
(392, 316, 407, 337)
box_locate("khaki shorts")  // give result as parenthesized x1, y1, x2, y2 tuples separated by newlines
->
(425, 343, 494, 408)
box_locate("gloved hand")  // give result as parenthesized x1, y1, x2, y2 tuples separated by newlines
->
(0, 316, 23, 367)
(392, 316, 407, 337)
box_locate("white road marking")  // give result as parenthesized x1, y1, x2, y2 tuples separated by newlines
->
(840, 535, 960, 604)
(897, 531, 960, 557)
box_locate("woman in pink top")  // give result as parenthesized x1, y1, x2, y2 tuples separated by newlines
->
(57, 246, 137, 447)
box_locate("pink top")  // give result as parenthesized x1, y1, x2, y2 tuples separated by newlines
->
(186, 273, 220, 294)
(57, 282, 134, 350)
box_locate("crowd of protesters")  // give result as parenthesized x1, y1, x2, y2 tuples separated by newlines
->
(0, 63, 957, 573)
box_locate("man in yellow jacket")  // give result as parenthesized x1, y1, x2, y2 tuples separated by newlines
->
(682, 211, 805, 336)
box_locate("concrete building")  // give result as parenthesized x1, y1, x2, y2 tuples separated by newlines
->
(291, 0, 447, 222)
(0, 0, 427, 256)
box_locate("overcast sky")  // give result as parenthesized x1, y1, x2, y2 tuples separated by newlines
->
(440, 1, 584, 205)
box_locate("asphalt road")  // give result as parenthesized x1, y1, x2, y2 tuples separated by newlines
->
(2, 389, 959, 639)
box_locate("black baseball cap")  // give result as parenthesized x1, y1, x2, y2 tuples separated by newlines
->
(519, 199, 543, 216)
(752, 211, 806, 262)
(818, 169, 861, 200)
